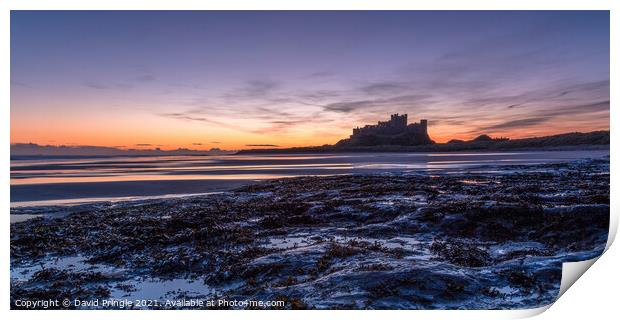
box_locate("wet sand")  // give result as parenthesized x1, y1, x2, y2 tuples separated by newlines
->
(11, 150, 609, 205)
(11, 179, 251, 203)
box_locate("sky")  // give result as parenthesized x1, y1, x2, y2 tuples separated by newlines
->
(11, 11, 610, 150)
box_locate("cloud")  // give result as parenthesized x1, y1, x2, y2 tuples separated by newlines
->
(393, 22, 609, 103)
(159, 111, 260, 133)
(296, 90, 343, 102)
(464, 95, 523, 107)
(210, 141, 221, 144)
(461, 80, 609, 112)
(470, 99, 608, 134)
(155, 67, 606, 141)
(245, 144, 280, 147)
(135, 143, 152, 146)
(159, 112, 227, 126)
(134, 74, 156, 82)
(538, 100, 610, 118)
(303, 71, 334, 79)
(359, 82, 409, 96)
(82, 80, 134, 91)
(322, 94, 433, 113)
(83, 81, 108, 90)
(324, 100, 372, 113)
(553, 80, 609, 98)
(11, 81, 33, 89)
(432, 119, 467, 126)
(192, 143, 202, 145)
(265, 119, 307, 131)
(248, 116, 327, 134)
(256, 107, 293, 118)
(479, 117, 551, 131)
(225, 79, 279, 99)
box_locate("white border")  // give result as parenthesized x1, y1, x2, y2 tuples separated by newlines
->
(2, 1, 617, 319)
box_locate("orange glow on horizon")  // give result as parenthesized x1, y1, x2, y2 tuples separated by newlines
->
(11, 121, 610, 151)
(10, 99, 610, 151)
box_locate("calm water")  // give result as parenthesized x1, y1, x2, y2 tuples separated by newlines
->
(10, 150, 609, 206)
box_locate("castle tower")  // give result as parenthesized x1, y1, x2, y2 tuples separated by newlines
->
(389, 113, 407, 129)
(420, 119, 428, 133)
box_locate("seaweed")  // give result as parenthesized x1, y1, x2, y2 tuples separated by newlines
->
(10, 158, 610, 309)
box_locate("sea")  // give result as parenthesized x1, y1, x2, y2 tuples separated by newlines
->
(11, 150, 609, 207)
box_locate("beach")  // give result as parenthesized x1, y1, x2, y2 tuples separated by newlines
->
(11, 150, 609, 205)
(10, 155, 610, 309)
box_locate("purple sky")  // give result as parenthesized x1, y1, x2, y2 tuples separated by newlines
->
(11, 11, 610, 148)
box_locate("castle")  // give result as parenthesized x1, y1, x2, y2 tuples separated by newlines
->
(337, 114, 434, 146)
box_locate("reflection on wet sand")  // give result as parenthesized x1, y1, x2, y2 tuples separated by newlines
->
(11, 150, 609, 205)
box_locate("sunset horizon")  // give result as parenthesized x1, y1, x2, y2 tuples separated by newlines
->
(9, 117, 611, 152)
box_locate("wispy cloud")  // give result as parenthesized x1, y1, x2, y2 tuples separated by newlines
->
(159, 112, 228, 126)
(82, 80, 133, 91)
(296, 90, 343, 102)
(134, 74, 156, 82)
(358, 82, 409, 96)
(246, 144, 279, 147)
(256, 106, 293, 118)
(303, 71, 334, 79)
(322, 94, 433, 113)
(538, 100, 610, 118)
(11, 81, 34, 89)
(224, 79, 279, 99)
(82, 81, 108, 90)
(479, 117, 551, 131)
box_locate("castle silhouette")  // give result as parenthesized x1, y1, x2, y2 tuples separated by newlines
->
(337, 114, 434, 146)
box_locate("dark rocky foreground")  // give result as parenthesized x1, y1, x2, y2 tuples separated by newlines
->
(10, 158, 609, 310)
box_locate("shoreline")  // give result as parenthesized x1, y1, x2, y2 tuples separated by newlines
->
(10, 158, 610, 309)
(237, 143, 609, 155)
(11, 149, 610, 205)
(236, 132, 610, 154)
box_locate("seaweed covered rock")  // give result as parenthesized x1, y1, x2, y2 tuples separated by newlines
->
(10, 158, 609, 309)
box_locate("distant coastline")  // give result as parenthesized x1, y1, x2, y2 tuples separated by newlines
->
(10, 143, 235, 159)
(238, 131, 610, 154)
